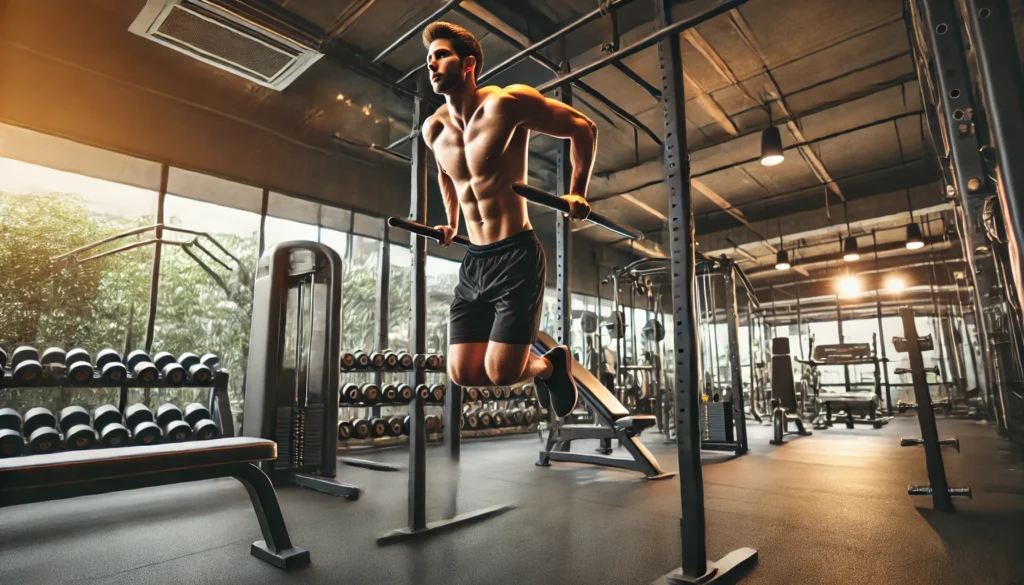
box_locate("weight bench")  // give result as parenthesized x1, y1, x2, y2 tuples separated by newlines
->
(0, 437, 310, 569)
(532, 332, 674, 479)
(769, 337, 811, 445)
(816, 392, 889, 429)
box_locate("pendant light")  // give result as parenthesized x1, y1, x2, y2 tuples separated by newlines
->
(760, 100, 784, 166)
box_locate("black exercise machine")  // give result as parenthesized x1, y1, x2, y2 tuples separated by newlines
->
(799, 340, 891, 430)
(242, 240, 360, 499)
(768, 337, 811, 445)
(534, 332, 674, 479)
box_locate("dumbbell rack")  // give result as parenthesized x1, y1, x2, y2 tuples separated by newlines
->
(0, 368, 234, 438)
(456, 385, 542, 438)
(895, 307, 971, 512)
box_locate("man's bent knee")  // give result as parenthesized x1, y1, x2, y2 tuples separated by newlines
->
(485, 363, 527, 386)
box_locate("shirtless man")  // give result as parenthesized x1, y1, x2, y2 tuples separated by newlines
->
(421, 22, 596, 417)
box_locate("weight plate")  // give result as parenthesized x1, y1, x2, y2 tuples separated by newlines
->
(402, 416, 410, 435)
(12, 346, 40, 367)
(23, 407, 56, 437)
(40, 347, 66, 365)
(480, 388, 491, 400)
(416, 384, 430, 401)
(361, 385, 380, 404)
(28, 426, 60, 454)
(0, 347, 7, 369)
(177, 352, 200, 370)
(398, 384, 414, 402)
(125, 404, 154, 429)
(0, 408, 22, 432)
(183, 403, 210, 427)
(430, 385, 445, 403)
(67, 361, 94, 386)
(133, 362, 158, 383)
(58, 406, 91, 435)
(383, 385, 398, 403)
(387, 417, 403, 437)
(152, 352, 177, 370)
(187, 363, 213, 384)
(337, 421, 352, 440)
(162, 363, 186, 385)
(351, 419, 370, 439)
(64, 424, 97, 450)
(99, 423, 130, 448)
(398, 352, 413, 368)
(371, 419, 387, 438)
(0, 428, 25, 457)
(126, 350, 151, 370)
(132, 421, 161, 445)
(95, 349, 122, 369)
(340, 353, 356, 369)
(192, 419, 219, 440)
(342, 383, 360, 403)
(200, 354, 220, 370)
(156, 403, 183, 427)
(101, 362, 127, 383)
(163, 420, 192, 443)
(467, 414, 479, 429)
(13, 360, 42, 384)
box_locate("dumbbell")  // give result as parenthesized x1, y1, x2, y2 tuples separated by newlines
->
(509, 409, 524, 426)
(524, 408, 537, 425)
(396, 351, 413, 369)
(349, 418, 371, 439)
(338, 421, 353, 440)
(416, 384, 430, 402)
(523, 384, 534, 399)
(126, 350, 159, 384)
(40, 347, 67, 366)
(402, 415, 411, 436)
(184, 403, 219, 440)
(0, 408, 25, 457)
(369, 417, 388, 438)
(65, 348, 94, 386)
(93, 404, 130, 447)
(397, 383, 414, 403)
(153, 352, 187, 386)
(341, 383, 361, 404)
(59, 405, 96, 450)
(23, 407, 60, 454)
(352, 351, 370, 369)
(370, 352, 386, 369)
(900, 437, 960, 453)
(95, 349, 128, 383)
(359, 383, 380, 405)
(178, 353, 213, 384)
(429, 384, 445, 404)
(156, 403, 192, 443)
(382, 383, 399, 403)
(384, 351, 399, 369)
(464, 387, 479, 402)
(200, 354, 220, 371)
(425, 414, 440, 434)
(11, 346, 43, 384)
(511, 386, 524, 398)
(477, 410, 492, 428)
(340, 351, 356, 370)
(386, 416, 404, 437)
(0, 346, 7, 370)
(125, 403, 162, 445)
(425, 354, 443, 370)
(479, 387, 492, 401)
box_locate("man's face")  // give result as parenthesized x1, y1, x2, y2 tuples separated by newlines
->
(427, 39, 469, 94)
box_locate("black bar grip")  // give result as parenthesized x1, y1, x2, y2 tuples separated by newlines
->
(387, 217, 471, 247)
(510, 182, 645, 241)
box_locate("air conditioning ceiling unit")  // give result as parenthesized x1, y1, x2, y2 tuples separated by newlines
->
(130, 0, 325, 91)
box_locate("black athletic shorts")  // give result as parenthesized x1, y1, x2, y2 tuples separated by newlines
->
(449, 230, 546, 345)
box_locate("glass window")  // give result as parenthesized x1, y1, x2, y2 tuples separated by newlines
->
(0, 157, 157, 413)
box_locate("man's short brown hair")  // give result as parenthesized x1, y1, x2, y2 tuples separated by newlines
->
(423, 22, 484, 82)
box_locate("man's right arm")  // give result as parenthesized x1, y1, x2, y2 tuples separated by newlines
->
(423, 116, 459, 246)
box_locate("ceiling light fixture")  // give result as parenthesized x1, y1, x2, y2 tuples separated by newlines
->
(885, 276, 906, 292)
(843, 235, 860, 261)
(760, 100, 784, 166)
(837, 275, 862, 298)
(775, 249, 791, 271)
(905, 222, 925, 250)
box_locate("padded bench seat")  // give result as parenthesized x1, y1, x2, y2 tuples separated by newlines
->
(0, 437, 309, 569)
(615, 415, 657, 433)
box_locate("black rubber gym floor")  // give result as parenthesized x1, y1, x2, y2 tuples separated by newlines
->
(1, 416, 1022, 585)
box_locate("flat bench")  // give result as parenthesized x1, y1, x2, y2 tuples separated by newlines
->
(533, 332, 671, 479)
(0, 437, 309, 569)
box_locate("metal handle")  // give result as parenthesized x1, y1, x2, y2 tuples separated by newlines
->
(510, 183, 645, 241)
(387, 217, 472, 247)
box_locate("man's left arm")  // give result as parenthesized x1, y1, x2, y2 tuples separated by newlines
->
(504, 85, 597, 219)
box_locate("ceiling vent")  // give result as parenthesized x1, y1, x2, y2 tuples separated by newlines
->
(130, 0, 325, 91)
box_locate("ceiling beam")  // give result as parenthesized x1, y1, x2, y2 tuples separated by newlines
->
(323, 0, 377, 37)
(727, 9, 846, 201)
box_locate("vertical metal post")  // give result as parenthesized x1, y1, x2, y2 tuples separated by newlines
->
(554, 82, 573, 348)
(912, 0, 1003, 425)
(724, 264, 748, 452)
(962, 0, 1024, 308)
(373, 223, 391, 420)
(924, 221, 951, 398)
(795, 279, 805, 361)
(900, 307, 954, 512)
(836, 290, 850, 391)
(955, 273, 983, 397)
(656, 1, 757, 579)
(407, 79, 429, 532)
(872, 231, 893, 414)
(145, 164, 169, 354)
(258, 188, 269, 258)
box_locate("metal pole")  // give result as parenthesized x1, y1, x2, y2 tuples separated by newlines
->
(372, 223, 391, 421)
(554, 82, 573, 348)
(795, 278, 804, 361)
(955, 272, 983, 398)
(871, 231, 893, 414)
(656, 0, 757, 577)
(836, 286, 850, 392)
(962, 0, 1024, 308)
(144, 164, 168, 354)
(724, 265, 749, 451)
(258, 188, 269, 258)
(407, 79, 429, 532)
(372, 0, 462, 64)
(923, 219, 950, 393)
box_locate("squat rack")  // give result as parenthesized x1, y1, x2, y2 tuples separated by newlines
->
(378, 0, 757, 581)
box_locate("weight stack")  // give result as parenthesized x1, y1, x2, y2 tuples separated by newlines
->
(272, 405, 325, 473)
(701, 402, 735, 443)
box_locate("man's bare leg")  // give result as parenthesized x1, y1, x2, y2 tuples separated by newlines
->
(447, 342, 492, 387)
(485, 342, 577, 416)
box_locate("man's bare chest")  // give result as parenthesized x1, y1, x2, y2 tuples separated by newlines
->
(433, 117, 519, 181)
